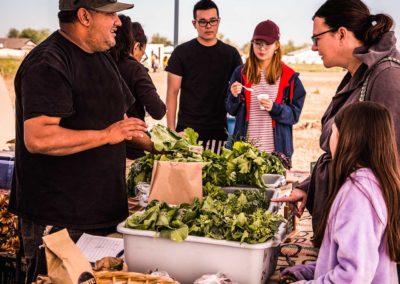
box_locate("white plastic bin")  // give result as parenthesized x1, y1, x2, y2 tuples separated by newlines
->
(117, 222, 286, 284)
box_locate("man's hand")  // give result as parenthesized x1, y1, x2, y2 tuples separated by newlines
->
(272, 188, 307, 218)
(127, 131, 154, 152)
(106, 117, 147, 145)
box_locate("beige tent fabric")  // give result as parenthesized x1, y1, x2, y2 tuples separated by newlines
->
(0, 74, 14, 149)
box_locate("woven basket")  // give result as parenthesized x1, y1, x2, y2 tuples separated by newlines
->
(94, 271, 179, 284)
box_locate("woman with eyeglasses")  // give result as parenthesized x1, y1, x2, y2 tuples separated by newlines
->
(110, 15, 166, 159)
(272, 0, 400, 278)
(281, 102, 400, 283)
(275, 0, 400, 215)
(226, 19, 306, 167)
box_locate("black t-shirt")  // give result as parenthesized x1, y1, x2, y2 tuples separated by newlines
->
(166, 39, 242, 134)
(9, 31, 133, 230)
(116, 57, 166, 159)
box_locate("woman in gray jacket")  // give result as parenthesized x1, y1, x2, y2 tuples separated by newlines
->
(274, 0, 400, 232)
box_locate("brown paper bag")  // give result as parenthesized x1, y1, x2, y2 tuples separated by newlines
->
(42, 229, 95, 284)
(148, 161, 203, 205)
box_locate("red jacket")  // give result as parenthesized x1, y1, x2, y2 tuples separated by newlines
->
(241, 62, 295, 127)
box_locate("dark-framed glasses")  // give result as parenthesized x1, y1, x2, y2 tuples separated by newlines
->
(311, 29, 337, 46)
(196, 18, 220, 27)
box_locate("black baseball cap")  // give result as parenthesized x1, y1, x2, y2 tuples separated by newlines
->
(59, 0, 134, 13)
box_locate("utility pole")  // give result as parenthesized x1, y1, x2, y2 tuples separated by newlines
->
(174, 0, 179, 47)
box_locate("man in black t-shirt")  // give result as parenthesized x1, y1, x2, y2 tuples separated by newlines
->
(166, 0, 242, 154)
(8, 1, 152, 282)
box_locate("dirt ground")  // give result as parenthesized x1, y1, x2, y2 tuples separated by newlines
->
(4, 69, 345, 172)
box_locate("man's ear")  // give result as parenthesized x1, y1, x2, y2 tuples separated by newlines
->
(192, 20, 197, 29)
(77, 8, 92, 27)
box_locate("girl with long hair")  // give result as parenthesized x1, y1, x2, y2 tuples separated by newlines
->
(281, 102, 400, 283)
(225, 20, 306, 166)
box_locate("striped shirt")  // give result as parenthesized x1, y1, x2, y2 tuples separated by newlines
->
(247, 70, 280, 153)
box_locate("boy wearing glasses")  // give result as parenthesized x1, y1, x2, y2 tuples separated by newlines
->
(166, 0, 242, 154)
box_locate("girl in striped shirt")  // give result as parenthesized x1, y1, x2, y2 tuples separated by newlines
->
(226, 19, 306, 166)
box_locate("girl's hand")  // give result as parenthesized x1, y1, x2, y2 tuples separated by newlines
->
(260, 99, 274, 111)
(230, 81, 242, 97)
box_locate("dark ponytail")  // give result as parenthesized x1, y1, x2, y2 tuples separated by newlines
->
(110, 15, 147, 62)
(364, 13, 393, 46)
(313, 0, 393, 47)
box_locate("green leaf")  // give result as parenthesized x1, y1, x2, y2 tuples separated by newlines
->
(160, 224, 189, 242)
(183, 127, 199, 145)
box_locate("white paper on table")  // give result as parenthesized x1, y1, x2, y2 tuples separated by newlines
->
(76, 233, 124, 263)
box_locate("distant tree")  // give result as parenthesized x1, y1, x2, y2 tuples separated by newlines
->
(151, 33, 172, 46)
(7, 28, 20, 38)
(241, 42, 251, 55)
(217, 33, 239, 49)
(282, 40, 308, 55)
(217, 33, 225, 41)
(18, 28, 50, 44)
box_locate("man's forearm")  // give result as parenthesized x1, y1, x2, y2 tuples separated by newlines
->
(166, 91, 178, 130)
(25, 125, 110, 156)
(166, 73, 182, 130)
(24, 116, 147, 156)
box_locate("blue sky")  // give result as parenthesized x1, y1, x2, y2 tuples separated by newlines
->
(0, 0, 399, 47)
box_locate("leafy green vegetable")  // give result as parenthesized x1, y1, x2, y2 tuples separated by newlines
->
(202, 150, 230, 186)
(126, 155, 154, 196)
(149, 124, 198, 152)
(125, 184, 284, 244)
(126, 127, 286, 197)
(160, 224, 189, 242)
(183, 128, 199, 145)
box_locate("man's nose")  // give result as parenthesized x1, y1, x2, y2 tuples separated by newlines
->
(114, 14, 122, 27)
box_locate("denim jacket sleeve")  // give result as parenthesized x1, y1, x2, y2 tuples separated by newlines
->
(269, 74, 306, 125)
(225, 65, 245, 116)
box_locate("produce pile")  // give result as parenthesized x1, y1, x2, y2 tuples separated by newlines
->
(127, 125, 285, 196)
(0, 193, 19, 254)
(125, 184, 284, 244)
